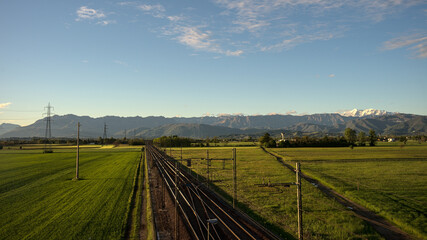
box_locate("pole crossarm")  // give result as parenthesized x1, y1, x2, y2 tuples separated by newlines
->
(178, 158, 233, 161)
(254, 182, 297, 187)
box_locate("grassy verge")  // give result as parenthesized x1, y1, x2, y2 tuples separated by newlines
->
(126, 150, 144, 239)
(145, 149, 156, 240)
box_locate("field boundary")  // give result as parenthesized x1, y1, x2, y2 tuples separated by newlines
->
(124, 151, 143, 239)
(261, 147, 415, 240)
(144, 148, 157, 240)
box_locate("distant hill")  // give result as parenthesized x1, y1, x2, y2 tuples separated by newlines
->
(0, 112, 425, 139)
(137, 124, 248, 139)
(0, 123, 20, 136)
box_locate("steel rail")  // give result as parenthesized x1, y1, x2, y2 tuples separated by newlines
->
(147, 145, 276, 240)
(147, 146, 201, 240)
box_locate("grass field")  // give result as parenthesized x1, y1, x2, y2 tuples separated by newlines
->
(170, 146, 382, 239)
(0, 146, 141, 240)
(269, 143, 427, 239)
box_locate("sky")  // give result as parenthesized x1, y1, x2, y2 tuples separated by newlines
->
(0, 0, 426, 126)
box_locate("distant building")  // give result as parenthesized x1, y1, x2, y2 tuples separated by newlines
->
(278, 132, 286, 142)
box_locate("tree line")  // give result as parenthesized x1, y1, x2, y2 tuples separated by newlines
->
(153, 136, 192, 147)
(260, 128, 379, 148)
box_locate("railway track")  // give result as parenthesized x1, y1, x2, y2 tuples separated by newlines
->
(146, 145, 282, 240)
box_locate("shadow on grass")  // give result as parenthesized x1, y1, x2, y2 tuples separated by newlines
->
(180, 164, 296, 240)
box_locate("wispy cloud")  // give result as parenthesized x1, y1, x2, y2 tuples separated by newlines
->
(383, 34, 427, 58)
(119, 0, 424, 56)
(76, 6, 105, 21)
(286, 110, 297, 115)
(261, 33, 335, 51)
(114, 60, 128, 66)
(97, 20, 116, 26)
(329, 74, 335, 78)
(167, 16, 183, 22)
(81, 60, 89, 63)
(137, 4, 165, 18)
(175, 27, 218, 52)
(226, 50, 244, 56)
(0, 102, 12, 109)
(202, 112, 214, 117)
(76, 6, 116, 25)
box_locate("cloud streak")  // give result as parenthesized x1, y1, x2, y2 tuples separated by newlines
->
(129, 3, 244, 56)
(0, 102, 12, 109)
(383, 34, 427, 58)
(120, 0, 425, 57)
(76, 6, 105, 21)
(76, 6, 116, 25)
(175, 27, 219, 52)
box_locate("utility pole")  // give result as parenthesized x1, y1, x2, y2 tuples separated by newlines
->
(206, 149, 210, 189)
(232, 148, 237, 209)
(254, 162, 303, 240)
(76, 122, 80, 180)
(175, 158, 179, 240)
(296, 162, 303, 240)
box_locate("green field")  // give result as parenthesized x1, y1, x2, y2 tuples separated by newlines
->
(0, 146, 141, 240)
(171, 146, 382, 239)
(269, 144, 427, 239)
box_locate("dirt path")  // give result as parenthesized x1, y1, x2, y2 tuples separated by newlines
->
(261, 147, 416, 240)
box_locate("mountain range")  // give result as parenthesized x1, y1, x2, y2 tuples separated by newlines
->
(0, 110, 425, 139)
(337, 108, 395, 117)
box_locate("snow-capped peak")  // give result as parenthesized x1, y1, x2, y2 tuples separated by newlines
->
(338, 108, 395, 117)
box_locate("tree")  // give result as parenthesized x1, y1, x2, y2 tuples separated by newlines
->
(259, 133, 276, 148)
(344, 128, 357, 146)
(265, 139, 276, 148)
(357, 131, 366, 146)
(368, 129, 377, 146)
(399, 136, 407, 145)
(259, 133, 272, 144)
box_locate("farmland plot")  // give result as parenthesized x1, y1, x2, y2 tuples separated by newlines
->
(269, 144, 427, 239)
(0, 147, 140, 240)
(169, 147, 381, 239)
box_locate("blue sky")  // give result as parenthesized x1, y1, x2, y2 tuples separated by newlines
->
(1, 0, 426, 126)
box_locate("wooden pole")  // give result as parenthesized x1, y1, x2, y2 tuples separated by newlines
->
(175, 159, 179, 239)
(206, 149, 210, 189)
(233, 148, 237, 209)
(76, 122, 80, 180)
(296, 162, 302, 240)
